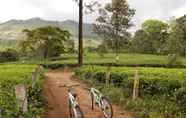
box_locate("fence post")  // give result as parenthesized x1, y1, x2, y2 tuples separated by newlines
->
(15, 84, 28, 113)
(105, 65, 111, 87)
(133, 69, 140, 100)
(38, 65, 44, 74)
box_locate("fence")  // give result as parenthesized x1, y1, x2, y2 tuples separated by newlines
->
(15, 66, 44, 116)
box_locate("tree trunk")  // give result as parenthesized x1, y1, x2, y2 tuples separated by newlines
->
(78, 0, 83, 66)
(44, 47, 48, 59)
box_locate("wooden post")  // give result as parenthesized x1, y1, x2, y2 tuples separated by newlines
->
(105, 66, 111, 87)
(0, 108, 2, 118)
(15, 85, 28, 113)
(31, 70, 39, 88)
(78, 0, 83, 66)
(133, 69, 140, 100)
(38, 65, 44, 74)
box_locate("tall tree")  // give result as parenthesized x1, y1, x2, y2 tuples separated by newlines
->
(130, 20, 170, 54)
(19, 26, 70, 59)
(167, 15, 186, 56)
(93, 0, 135, 59)
(131, 30, 153, 54)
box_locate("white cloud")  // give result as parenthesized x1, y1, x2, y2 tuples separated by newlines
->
(171, 7, 186, 18)
(0, 0, 186, 31)
(0, 0, 44, 21)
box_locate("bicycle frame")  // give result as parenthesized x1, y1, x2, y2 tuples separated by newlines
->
(90, 88, 103, 108)
(69, 92, 79, 108)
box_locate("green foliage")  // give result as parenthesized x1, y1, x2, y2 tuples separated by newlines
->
(0, 49, 19, 63)
(131, 19, 169, 54)
(166, 15, 186, 56)
(93, 0, 135, 54)
(64, 39, 75, 53)
(0, 64, 44, 118)
(131, 30, 153, 54)
(0, 40, 19, 50)
(75, 66, 186, 117)
(19, 26, 70, 59)
(175, 87, 186, 111)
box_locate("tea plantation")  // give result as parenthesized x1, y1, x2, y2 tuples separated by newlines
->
(0, 64, 44, 118)
(75, 66, 186, 117)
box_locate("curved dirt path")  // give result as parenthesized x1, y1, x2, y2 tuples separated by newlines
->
(44, 70, 133, 118)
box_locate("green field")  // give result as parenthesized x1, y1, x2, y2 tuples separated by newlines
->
(0, 64, 36, 80)
(3, 53, 186, 67)
(2, 53, 186, 117)
(0, 64, 44, 117)
(38, 53, 186, 66)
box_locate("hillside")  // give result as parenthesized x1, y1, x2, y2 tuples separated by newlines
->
(0, 17, 96, 40)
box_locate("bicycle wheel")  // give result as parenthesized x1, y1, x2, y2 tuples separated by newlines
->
(101, 97, 113, 118)
(70, 103, 84, 118)
(69, 100, 73, 118)
(91, 93, 94, 110)
(73, 106, 84, 118)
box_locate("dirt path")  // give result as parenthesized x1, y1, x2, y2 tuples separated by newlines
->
(44, 70, 133, 118)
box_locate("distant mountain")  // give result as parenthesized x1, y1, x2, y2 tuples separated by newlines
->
(0, 18, 96, 40)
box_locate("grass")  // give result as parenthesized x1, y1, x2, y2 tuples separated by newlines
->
(3, 53, 186, 68)
(40, 53, 186, 66)
(0, 64, 36, 81)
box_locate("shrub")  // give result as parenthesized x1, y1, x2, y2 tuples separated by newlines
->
(0, 49, 19, 62)
(75, 66, 186, 117)
(175, 87, 186, 111)
(0, 65, 44, 117)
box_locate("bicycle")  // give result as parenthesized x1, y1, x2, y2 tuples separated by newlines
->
(89, 87, 113, 118)
(60, 84, 84, 118)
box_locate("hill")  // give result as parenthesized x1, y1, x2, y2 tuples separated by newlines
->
(0, 17, 96, 40)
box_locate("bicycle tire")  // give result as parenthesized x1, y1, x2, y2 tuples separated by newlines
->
(69, 99, 73, 118)
(91, 93, 94, 110)
(73, 106, 84, 118)
(101, 97, 113, 118)
(70, 103, 84, 118)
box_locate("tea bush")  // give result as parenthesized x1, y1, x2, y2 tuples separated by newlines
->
(75, 66, 186, 117)
(0, 64, 44, 118)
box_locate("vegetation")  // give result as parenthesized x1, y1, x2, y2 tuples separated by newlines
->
(0, 64, 44, 118)
(1, 0, 186, 117)
(36, 53, 186, 66)
(93, 0, 135, 56)
(75, 66, 186, 117)
(0, 49, 19, 63)
(19, 26, 70, 59)
(166, 15, 186, 56)
(131, 20, 169, 54)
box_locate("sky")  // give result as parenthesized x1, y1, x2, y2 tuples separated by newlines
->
(0, 0, 186, 30)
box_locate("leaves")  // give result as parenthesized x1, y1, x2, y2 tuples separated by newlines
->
(20, 26, 71, 59)
(93, 0, 135, 54)
(0, 64, 44, 117)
